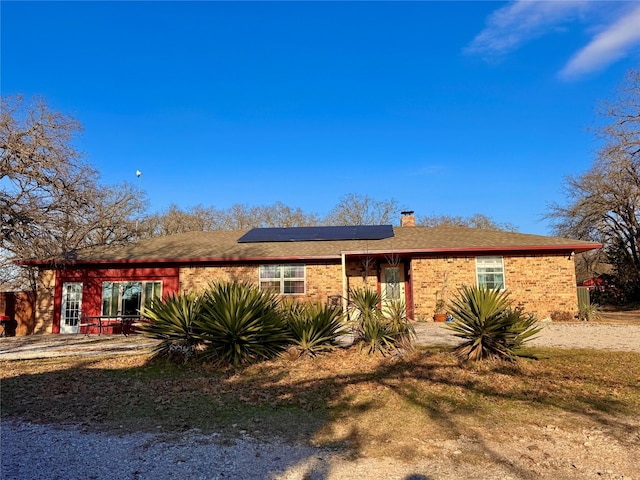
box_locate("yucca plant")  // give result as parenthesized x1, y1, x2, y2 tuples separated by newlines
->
(383, 298, 416, 346)
(446, 285, 541, 361)
(286, 302, 348, 357)
(358, 315, 399, 355)
(349, 288, 415, 355)
(138, 292, 203, 363)
(195, 281, 291, 366)
(348, 287, 382, 341)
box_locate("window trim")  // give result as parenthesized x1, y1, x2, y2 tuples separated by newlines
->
(101, 280, 163, 316)
(475, 256, 505, 290)
(259, 264, 306, 295)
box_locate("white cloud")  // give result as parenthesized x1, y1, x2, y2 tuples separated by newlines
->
(560, 4, 640, 79)
(466, 0, 591, 59)
(467, 0, 640, 79)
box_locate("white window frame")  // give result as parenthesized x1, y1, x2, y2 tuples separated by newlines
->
(101, 281, 162, 316)
(476, 256, 505, 290)
(259, 264, 306, 295)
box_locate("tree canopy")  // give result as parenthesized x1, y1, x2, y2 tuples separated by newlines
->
(547, 70, 640, 301)
(418, 213, 517, 232)
(1, 95, 144, 289)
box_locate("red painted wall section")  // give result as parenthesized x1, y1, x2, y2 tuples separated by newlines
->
(53, 266, 179, 333)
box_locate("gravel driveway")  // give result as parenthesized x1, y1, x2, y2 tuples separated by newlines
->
(413, 321, 640, 352)
(2, 323, 639, 480)
(2, 321, 640, 361)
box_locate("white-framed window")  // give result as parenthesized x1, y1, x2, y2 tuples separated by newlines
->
(101, 281, 162, 316)
(476, 256, 505, 290)
(259, 264, 305, 294)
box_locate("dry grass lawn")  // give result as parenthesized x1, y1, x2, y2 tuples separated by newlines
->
(2, 345, 639, 466)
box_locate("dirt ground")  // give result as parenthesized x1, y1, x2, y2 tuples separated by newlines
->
(2, 311, 639, 479)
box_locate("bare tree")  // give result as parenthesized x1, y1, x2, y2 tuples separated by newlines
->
(325, 193, 400, 225)
(139, 204, 220, 237)
(547, 70, 640, 301)
(1, 95, 144, 290)
(138, 201, 320, 236)
(418, 213, 518, 232)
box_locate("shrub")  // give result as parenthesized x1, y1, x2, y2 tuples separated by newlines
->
(195, 281, 291, 366)
(382, 298, 416, 347)
(446, 285, 541, 361)
(349, 288, 415, 355)
(550, 310, 574, 322)
(285, 302, 348, 357)
(138, 292, 203, 363)
(348, 287, 382, 341)
(578, 303, 601, 321)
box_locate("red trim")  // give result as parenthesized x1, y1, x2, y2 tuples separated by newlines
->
(20, 255, 342, 267)
(342, 245, 602, 255)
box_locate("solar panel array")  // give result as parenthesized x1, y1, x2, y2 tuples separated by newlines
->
(237, 225, 395, 243)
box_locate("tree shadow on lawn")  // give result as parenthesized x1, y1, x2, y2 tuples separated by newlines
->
(2, 346, 639, 479)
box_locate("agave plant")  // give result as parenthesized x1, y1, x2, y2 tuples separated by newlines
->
(383, 298, 416, 345)
(138, 292, 203, 362)
(348, 287, 382, 340)
(286, 302, 348, 357)
(349, 288, 415, 355)
(195, 281, 291, 366)
(446, 285, 541, 361)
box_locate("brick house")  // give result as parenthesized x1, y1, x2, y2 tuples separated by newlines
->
(23, 214, 600, 334)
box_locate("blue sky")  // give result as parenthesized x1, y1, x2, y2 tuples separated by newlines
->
(3, 1, 640, 235)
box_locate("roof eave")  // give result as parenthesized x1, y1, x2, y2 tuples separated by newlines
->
(17, 243, 602, 268)
(341, 244, 602, 255)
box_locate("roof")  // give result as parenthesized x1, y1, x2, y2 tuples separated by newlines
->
(237, 225, 395, 242)
(23, 226, 602, 266)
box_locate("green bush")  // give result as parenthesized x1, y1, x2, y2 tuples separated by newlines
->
(447, 285, 541, 361)
(285, 302, 348, 357)
(349, 288, 415, 355)
(578, 303, 601, 321)
(383, 298, 416, 344)
(195, 281, 291, 366)
(138, 292, 203, 363)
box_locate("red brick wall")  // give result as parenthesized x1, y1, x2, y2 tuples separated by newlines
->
(411, 254, 578, 320)
(180, 262, 344, 304)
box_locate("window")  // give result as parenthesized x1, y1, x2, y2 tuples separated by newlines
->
(101, 281, 162, 316)
(476, 257, 505, 289)
(259, 264, 305, 294)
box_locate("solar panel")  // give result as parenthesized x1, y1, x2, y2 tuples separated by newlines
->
(237, 225, 395, 243)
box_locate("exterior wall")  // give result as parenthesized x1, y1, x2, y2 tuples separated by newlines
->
(35, 269, 56, 334)
(505, 254, 578, 318)
(345, 258, 379, 292)
(180, 264, 256, 294)
(180, 262, 344, 304)
(0, 291, 36, 336)
(52, 266, 180, 334)
(411, 253, 578, 320)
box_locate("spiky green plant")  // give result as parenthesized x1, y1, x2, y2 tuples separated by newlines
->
(348, 287, 382, 341)
(195, 281, 291, 366)
(578, 303, 601, 321)
(286, 302, 348, 357)
(446, 285, 541, 361)
(357, 315, 399, 355)
(138, 292, 203, 362)
(383, 298, 416, 345)
(349, 288, 415, 355)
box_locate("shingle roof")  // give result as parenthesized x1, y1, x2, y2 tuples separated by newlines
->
(40, 226, 600, 265)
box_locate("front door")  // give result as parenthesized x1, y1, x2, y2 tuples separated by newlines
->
(380, 263, 405, 310)
(60, 282, 83, 334)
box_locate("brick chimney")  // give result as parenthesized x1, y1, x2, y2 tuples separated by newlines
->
(400, 211, 416, 227)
